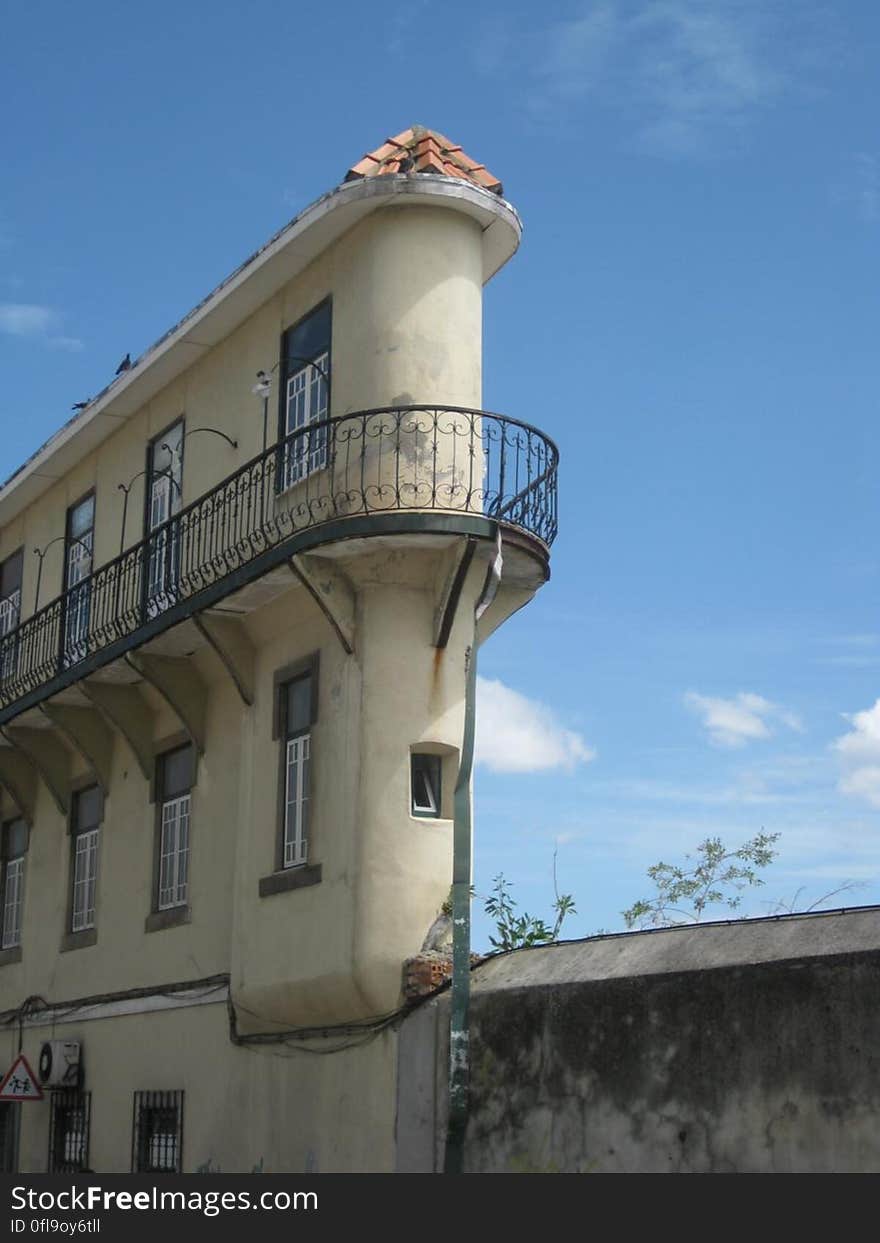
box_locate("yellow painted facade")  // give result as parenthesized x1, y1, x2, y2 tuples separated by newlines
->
(0, 154, 555, 1172)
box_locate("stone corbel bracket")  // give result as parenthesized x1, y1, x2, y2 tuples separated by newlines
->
(0, 725, 71, 816)
(125, 652, 207, 754)
(193, 613, 255, 707)
(289, 553, 356, 656)
(81, 680, 155, 781)
(40, 703, 115, 792)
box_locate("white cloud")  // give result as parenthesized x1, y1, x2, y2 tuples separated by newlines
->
(476, 676, 595, 773)
(0, 303, 54, 335)
(633, 0, 780, 154)
(514, 0, 818, 155)
(0, 302, 83, 351)
(538, 3, 619, 102)
(684, 690, 803, 749)
(833, 699, 880, 808)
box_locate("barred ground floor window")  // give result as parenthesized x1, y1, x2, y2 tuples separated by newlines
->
(48, 1090, 91, 1174)
(132, 1090, 184, 1173)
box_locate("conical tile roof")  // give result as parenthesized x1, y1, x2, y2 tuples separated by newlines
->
(345, 125, 503, 195)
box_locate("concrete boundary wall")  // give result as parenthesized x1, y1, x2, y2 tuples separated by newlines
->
(396, 909, 880, 1173)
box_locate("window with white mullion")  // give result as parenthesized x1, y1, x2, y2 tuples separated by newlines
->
(0, 590, 20, 637)
(145, 422, 184, 615)
(284, 734, 310, 867)
(63, 495, 95, 667)
(71, 828, 99, 932)
(147, 476, 171, 600)
(0, 587, 21, 683)
(65, 535, 92, 655)
(158, 794, 190, 910)
(1, 856, 23, 949)
(283, 350, 329, 487)
(66, 531, 93, 589)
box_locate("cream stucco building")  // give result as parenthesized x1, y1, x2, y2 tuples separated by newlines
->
(0, 127, 557, 1174)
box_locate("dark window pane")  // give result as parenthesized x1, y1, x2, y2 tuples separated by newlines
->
(0, 552, 22, 599)
(412, 754, 441, 816)
(284, 302, 331, 371)
(74, 786, 103, 832)
(285, 675, 312, 736)
(160, 745, 194, 800)
(3, 820, 28, 860)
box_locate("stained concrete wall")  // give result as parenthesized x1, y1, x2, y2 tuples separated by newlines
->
(397, 908, 880, 1173)
(5, 998, 398, 1174)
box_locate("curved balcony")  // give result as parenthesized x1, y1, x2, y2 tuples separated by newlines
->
(0, 406, 559, 720)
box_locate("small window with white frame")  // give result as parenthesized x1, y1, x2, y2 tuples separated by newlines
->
(411, 753, 442, 818)
(1, 818, 28, 950)
(155, 744, 194, 911)
(70, 786, 102, 934)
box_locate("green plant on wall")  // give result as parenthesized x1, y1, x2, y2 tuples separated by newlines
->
(484, 870, 576, 951)
(622, 831, 780, 929)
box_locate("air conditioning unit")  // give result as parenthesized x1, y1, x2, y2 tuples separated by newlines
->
(38, 1040, 81, 1089)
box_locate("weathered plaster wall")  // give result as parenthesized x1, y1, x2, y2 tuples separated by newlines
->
(5, 1001, 397, 1174)
(397, 910, 880, 1173)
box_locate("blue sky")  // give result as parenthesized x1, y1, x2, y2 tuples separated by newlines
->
(2, 1, 880, 947)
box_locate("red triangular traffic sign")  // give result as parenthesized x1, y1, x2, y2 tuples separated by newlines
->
(0, 1054, 43, 1101)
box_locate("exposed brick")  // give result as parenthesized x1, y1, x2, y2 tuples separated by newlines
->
(403, 953, 453, 999)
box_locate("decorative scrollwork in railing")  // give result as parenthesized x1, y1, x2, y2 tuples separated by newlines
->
(0, 406, 558, 710)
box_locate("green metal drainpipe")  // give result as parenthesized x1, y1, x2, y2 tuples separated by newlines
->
(444, 529, 502, 1175)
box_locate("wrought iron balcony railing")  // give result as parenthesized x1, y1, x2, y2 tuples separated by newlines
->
(0, 406, 558, 715)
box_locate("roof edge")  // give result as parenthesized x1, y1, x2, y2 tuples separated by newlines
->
(0, 174, 521, 527)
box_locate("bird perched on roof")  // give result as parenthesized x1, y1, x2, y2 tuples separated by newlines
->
(396, 153, 415, 174)
(115, 353, 131, 374)
(71, 399, 90, 410)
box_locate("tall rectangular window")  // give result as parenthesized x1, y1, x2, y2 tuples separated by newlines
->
(1, 819, 28, 950)
(70, 786, 102, 934)
(62, 494, 95, 668)
(276, 664, 317, 870)
(132, 1090, 183, 1173)
(280, 301, 331, 489)
(0, 550, 22, 684)
(145, 420, 184, 617)
(155, 744, 193, 910)
(48, 1091, 90, 1174)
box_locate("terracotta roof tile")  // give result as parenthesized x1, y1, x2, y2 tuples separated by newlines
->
(344, 126, 503, 196)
